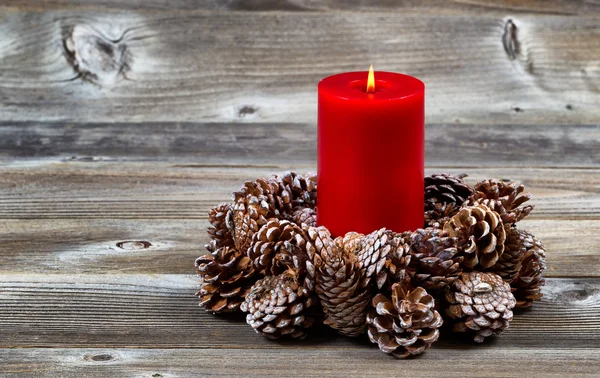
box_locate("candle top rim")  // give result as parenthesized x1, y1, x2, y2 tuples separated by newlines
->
(319, 71, 424, 101)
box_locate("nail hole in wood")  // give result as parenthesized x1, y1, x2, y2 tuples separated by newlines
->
(238, 105, 258, 118)
(116, 241, 152, 250)
(566, 104, 573, 110)
(512, 107, 523, 113)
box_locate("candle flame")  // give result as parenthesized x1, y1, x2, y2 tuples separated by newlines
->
(366, 65, 375, 93)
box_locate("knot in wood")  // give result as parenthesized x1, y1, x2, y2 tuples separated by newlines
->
(63, 24, 131, 86)
(116, 241, 152, 250)
(85, 353, 114, 362)
(502, 19, 520, 61)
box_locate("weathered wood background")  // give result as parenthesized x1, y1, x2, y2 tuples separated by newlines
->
(1, 1, 599, 376)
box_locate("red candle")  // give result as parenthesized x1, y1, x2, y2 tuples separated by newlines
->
(317, 67, 425, 237)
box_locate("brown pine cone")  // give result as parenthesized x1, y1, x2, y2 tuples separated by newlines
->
(445, 272, 516, 342)
(467, 179, 534, 224)
(247, 219, 305, 275)
(409, 228, 463, 291)
(367, 283, 443, 358)
(382, 233, 412, 291)
(241, 271, 317, 339)
(195, 246, 257, 313)
(488, 226, 527, 283)
(290, 207, 317, 227)
(353, 229, 407, 290)
(207, 203, 234, 249)
(443, 204, 506, 270)
(512, 231, 547, 308)
(424, 202, 460, 228)
(231, 180, 276, 253)
(307, 226, 371, 337)
(276, 171, 317, 210)
(425, 173, 473, 211)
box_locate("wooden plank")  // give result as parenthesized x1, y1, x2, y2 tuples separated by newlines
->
(1, 122, 600, 167)
(1, 347, 599, 378)
(3, 0, 599, 16)
(1, 11, 599, 125)
(0, 275, 597, 348)
(0, 164, 598, 220)
(0, 218, 598, 277)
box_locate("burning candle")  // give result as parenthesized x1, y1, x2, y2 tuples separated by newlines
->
(317, 66, 425, 236)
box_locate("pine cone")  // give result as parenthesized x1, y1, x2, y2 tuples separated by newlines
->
(382, 233, 412, 291)
(353, 229, 406, 290)
(207, 203, 234, 249)
(488, 226, 527, 283)
(241, 271, 317, 339)
(409, 228, 463, 291)
(367, 283, 443, 358)
(467, 179, 534, 224)
(277, 171, 317, 210)
(231, 181, 276, 253)
(195, 246, 256, 313)
(247, 219, 305, 274)
(424, 202, 460, 228)
(445, 272, 516, 342)
(425, 173, 473, 211)
(443, 204, 506, 270)
(512, 231, 547, 308)
(290, 207, 317, 227)
(308, 226, 371, 337)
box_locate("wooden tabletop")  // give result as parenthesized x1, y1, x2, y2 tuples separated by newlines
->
(1, 1, 599, 377)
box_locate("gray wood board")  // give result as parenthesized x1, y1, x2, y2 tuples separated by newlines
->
(1, 122, 599, 167)
(1, 11, 598, 124)
(0, 275, 597, 349)
(1, 347, 599, 378)
(3, 0, 600, 15)
(0, 164, 598, 219)
(0, 218, 598, 277)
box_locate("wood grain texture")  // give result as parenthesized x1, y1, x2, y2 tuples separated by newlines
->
(0, 218, 598, 277)
(1, 11, 599, 124)
(1, 122, 600, 167)
(3, 0, 600, 16)
(1, 347, 599, 378)
(0, 275, 598, 349)
(1, 164, 599, 219)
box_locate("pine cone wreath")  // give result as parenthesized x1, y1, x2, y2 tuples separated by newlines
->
(445, 272, 516, 342)
(241, 270, 318, 339)
(196, 172, 547, 355)
(443, 204, 506, 270)
(367, 282, 443, 358)
(207, 203, 234, 249)
(512, 231, 547, 308)
(425, 173, 473, 212)
(195, 246, 257, 313)
(467, 179, 534, 224)
(307, 226, 372, 337)
(409, 228, 463, 291)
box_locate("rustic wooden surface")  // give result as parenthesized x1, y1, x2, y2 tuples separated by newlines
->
(1, 1, 599, 377)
